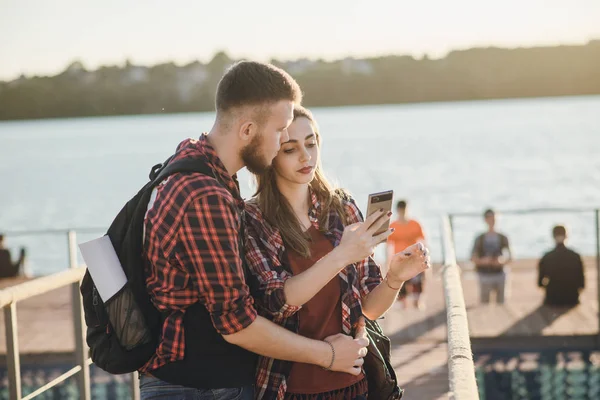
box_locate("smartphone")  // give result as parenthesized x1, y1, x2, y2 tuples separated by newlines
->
(366, 190, 394, 236)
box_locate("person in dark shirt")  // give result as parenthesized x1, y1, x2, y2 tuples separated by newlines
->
(0, 233, 26, 279)
(471, 209, 513, 304)
(538, 225, 585, 306)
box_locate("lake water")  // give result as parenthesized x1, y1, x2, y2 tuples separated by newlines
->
(1, 95, 599, 275)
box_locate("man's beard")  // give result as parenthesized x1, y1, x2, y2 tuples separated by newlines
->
(241, 132, 270, 175)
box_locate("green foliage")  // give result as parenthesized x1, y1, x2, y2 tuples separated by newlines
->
(1, 41, 599, 120)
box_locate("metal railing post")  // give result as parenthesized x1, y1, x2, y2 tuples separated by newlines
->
(68, 230, 91, 400)
(131, 372, 140, 400)
(595, 210, 600, 339)
(4, 302, 22, 399)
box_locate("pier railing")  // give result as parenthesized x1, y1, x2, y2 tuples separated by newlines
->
(0, 231, 139, 400)
(440, 215, 479, 399)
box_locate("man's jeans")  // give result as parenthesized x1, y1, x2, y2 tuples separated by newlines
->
(140, 374, 254, 400)
(478, 271, 507, 304)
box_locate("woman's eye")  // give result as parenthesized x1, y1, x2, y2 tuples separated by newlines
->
(307, 142, 317, 148)
(283, 148, 295, 154)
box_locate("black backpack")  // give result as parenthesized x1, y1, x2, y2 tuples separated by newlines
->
(80, 156, 214, 374)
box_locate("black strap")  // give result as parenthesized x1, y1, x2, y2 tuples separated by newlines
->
(152, 158, 215, 186)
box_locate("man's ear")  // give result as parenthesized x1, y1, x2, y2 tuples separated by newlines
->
(238, 120, 257, 143)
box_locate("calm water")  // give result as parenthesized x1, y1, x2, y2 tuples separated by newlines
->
(1, 95, 599, 275)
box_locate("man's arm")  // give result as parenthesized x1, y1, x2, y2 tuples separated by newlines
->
(223, 315, 366, 375)
(499, 235, 513, 265)
(470, 236, 485, 265)
(538, 256, 546, 287)
(184, 193, 366, 374)
(576, 254, 585, 290)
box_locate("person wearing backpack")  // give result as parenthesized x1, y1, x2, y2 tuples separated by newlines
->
(134, 62, 370, 400)
(470, 209, 513, 304)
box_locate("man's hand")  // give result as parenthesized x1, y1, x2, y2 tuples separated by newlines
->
(323, 333, 369, 376)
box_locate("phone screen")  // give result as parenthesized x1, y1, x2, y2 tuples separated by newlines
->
(366, 190, 394, 236)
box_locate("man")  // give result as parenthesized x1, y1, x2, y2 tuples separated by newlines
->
(386, 200, 426, 309)
(470, 209, 512, 304)
(0, 234, 26, 279)
(538, 225, 585, 307)
(140, 61, 368, 399)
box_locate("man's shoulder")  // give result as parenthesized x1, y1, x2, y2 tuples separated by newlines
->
(565, 247, 583, 258)
(170, 172, 232, 202)
(409, 219, 423, 229)
(150, 173, 235, 222)
(473, 232, 485, 242)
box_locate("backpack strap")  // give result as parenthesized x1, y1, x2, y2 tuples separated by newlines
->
(152, 158, 215, 186)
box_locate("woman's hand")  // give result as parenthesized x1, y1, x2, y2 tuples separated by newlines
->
(387, 242, 430, 283)
(336, 209, 393, 265)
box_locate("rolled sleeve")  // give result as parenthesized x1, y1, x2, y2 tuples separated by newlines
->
(357, 256, 383, 298)
(181, 193, 257, 335)
(245, 224, 302, 318)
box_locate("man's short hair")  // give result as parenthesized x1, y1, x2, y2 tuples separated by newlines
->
(483, 209, 495, 218)
(396, 200, 407, 209)
(215, 61, 302, 114)
(552, 225, 567, 238)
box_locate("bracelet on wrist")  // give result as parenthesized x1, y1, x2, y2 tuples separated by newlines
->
(323, 339, 335, 370)
(384, 275, 402, 291)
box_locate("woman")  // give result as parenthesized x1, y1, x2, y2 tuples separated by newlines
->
(245, 106, 430, 400)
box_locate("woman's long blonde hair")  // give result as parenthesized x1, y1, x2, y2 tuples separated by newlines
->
(253, 106, 347, 258)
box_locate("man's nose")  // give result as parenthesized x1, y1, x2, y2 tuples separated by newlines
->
(280, 129, 290, 144)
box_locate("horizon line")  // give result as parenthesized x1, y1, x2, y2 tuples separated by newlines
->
(2, 37, 599, 83)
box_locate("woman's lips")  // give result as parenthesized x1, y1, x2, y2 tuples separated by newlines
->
(297, 166, 313, 174)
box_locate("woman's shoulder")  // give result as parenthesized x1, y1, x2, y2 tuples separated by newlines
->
(244, 198, 262, 218)
(333, 188, 357, 208)
(332, 188, 363, 223)
(244, 198, 277, 237)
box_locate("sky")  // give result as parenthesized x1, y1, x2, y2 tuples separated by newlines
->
(1, 0, 599, 80)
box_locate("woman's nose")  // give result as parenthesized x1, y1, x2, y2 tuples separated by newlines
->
(300, 148, 311, 162)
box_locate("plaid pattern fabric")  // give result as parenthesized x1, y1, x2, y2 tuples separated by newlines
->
(141, 134, 257, 372)
(245, 190, 383, 400)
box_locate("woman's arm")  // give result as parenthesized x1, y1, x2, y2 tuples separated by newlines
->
(362, 243, 430, 320)
(284, 210, 391, 307)
(245, 206, 390, 317)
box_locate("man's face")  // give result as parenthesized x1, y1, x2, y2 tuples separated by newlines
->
(397, 207, 406, 219)
(484, 213, 495, 228)
(241, 100, 293, 174)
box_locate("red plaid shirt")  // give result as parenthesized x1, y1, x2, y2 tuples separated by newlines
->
(141, 134, 257, 372)
(245, 189, 383, 400)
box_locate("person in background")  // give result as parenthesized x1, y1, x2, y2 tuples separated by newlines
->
(538, 225, 585, 307)
(471, 209, 512, 304)
(0, 233, 26, 279)
(386, 200, 427, 309)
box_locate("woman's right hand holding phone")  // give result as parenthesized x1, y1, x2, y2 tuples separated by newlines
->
(336, 209, 393, 265)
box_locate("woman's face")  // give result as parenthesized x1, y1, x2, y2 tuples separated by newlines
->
(273, 117, 320, 186)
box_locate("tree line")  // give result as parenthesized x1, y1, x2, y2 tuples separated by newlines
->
(1, 41, 599, 120)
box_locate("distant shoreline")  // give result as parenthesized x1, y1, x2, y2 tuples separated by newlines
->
(2, 41, 599, 121)
(1, 93, 598, 124)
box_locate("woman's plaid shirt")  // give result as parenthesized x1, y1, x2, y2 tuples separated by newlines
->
(244, 190, 383, 399)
